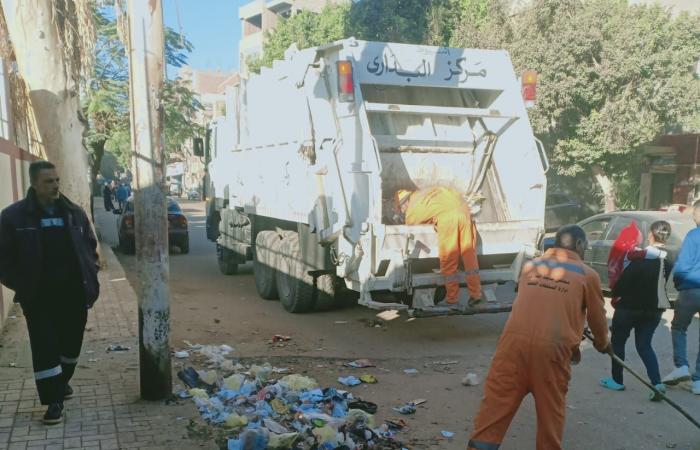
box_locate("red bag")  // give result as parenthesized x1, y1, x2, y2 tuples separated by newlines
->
(607, 221, 642, 303)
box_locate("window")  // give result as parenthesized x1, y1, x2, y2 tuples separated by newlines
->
(605, 217, 634, 242)
(581, 218, 611, 242)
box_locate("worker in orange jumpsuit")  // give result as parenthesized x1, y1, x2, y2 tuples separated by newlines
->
(467, 225, 610, 450)
(395, 187, 482, 307)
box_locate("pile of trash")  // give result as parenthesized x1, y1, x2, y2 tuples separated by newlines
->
(177, 355, 409, 450)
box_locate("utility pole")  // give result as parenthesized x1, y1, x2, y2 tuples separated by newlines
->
(127, 0, 171, 400)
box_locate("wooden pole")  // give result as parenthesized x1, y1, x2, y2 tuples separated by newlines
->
(127, 0, 171, 400)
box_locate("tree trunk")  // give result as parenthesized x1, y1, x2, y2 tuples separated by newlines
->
(593, 166, 617, 212)
(1, 0, 91, 213)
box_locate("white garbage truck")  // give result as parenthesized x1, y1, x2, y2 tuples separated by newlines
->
(206, 38, 549, 315)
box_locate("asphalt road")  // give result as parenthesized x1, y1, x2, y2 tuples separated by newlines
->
(95, 199, 700, 450)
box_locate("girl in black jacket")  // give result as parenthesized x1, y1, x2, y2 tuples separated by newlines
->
(600, 220, 673, 401)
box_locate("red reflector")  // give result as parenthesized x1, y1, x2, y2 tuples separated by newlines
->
(124, 215, 134, 228)
(337, 61, 354, 102)
(522, 70, 538, 105)
(522, 84, 536, 101)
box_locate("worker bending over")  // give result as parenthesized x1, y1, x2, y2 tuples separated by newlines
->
(468, 225, 610, 450)
(395, 186, 481, 308)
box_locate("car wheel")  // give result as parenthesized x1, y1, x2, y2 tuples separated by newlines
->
(276, 233, 314, 313)
(180, 235, 190, 254)
(120, 236, 135, 254)
(217, 245, 238, 275)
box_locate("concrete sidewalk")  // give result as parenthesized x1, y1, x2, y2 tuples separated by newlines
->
(0, 243, 216, 450)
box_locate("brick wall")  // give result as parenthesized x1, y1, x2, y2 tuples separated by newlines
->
(0, 138, 37, 330)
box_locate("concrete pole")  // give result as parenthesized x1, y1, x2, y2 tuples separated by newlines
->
(127, 0, 171, 400)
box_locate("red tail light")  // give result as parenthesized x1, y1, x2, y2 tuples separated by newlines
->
(522, 70, 537, 107)
(337, 60, 354, 103)
(124, 215, 134, 228)
(169, 214, 188, 228)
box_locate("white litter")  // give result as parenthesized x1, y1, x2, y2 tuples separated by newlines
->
(462, 373, 481, 386)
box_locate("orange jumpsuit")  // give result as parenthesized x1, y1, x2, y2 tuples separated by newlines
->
(468, 248, 609, 450)
(404, 187, 481, 301)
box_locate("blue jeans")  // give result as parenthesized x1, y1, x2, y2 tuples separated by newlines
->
(611, 309, 663, 385)
(672, 288, 700, 381)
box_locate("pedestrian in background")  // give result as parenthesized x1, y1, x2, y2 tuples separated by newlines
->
(663, 200, 700, 394)
(102, 181, 114, 211)
(116, 182, 129, 211)
(0, 160, 100, 424)
(600, 220, 673, 400)
(468, 225, 610, 450)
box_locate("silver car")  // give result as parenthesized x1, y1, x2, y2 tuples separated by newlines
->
(577, 211, 695, 299)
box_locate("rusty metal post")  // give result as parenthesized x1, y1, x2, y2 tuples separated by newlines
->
(127, 0, 171, 400)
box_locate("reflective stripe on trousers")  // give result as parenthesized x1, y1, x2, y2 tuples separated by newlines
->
(34, 365, 62, 381)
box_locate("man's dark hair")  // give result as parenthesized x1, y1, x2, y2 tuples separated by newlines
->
(29, 160, 56, 182)
(650, 220, 671, 244)
(554, 224, 588, 251)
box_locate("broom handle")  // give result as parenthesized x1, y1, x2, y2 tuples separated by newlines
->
(583, 330, 700, 430)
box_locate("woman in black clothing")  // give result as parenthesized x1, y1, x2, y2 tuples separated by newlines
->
(600, 220, 673, 400)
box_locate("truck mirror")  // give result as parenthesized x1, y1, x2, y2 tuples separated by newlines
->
(193, 137, 204, 157)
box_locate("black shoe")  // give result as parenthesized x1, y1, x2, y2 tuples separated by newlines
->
(64, 384, 73, 400)
(43, 402, 63, 425)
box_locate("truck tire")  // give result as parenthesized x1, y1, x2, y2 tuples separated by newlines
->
(313, 274, 339, 310)
(276, 233, 314, 313)
(254, 231, 280, 300)
(217, 244, 238, 275)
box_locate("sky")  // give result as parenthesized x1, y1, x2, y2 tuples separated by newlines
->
(162, 0, 246, 75)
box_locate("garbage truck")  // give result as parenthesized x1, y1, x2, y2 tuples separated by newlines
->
(205, 38, 549, 316)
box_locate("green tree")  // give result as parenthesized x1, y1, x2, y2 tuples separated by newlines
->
(85, 8, 203, 190)
(512, 0, 700, 210)
(248, 4, 350, 72)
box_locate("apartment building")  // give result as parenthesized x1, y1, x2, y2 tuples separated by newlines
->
(239, 0, 345, 72)
(173, 67, 240, 192)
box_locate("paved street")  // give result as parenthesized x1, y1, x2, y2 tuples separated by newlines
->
(93, 199, 700, 450)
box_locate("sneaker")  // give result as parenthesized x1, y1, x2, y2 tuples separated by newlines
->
(467, 297, 482, 307)
(64, 384, 73, 400)
(662, 365, 691, 386)
(600, 377, 625, 391)
(692, 380, 700, 395)
(43, 402, 63, 425)
(649, 383, 666, 402)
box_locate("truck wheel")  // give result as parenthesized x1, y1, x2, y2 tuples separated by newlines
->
(276, 233, 314, 313)
(217, 245, 238, 275)
(254, 231, 279, 300)
(313, 274, 339, 310)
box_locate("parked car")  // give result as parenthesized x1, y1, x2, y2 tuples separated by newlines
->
(544, 192, 588, 232)
(543, 211, 695, 300)
(169, 181, 182, 197)
(186, 189, 200, 201)
(117, 197, 190, 254)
